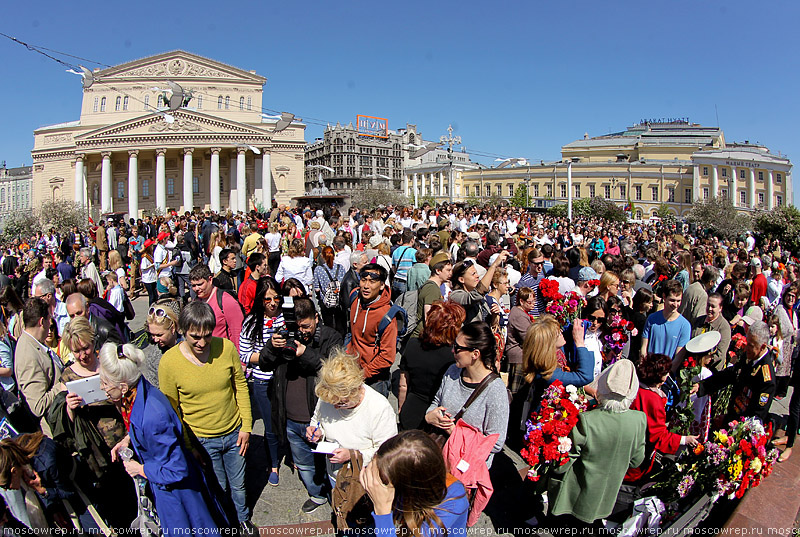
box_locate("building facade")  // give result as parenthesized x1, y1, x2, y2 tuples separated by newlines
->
(460, 121, 792, 218)
(0, 164, 33, 218)
(31, 51, 306, 220)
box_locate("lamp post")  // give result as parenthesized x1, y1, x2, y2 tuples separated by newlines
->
(567, 160, 573, 221)
(440, 125, 462, 204)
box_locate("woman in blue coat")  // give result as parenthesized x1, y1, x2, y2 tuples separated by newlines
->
(507, 315, 594, 448)
(98, 343, 229, 535)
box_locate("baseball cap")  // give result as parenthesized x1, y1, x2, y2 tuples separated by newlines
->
(742, 306, 764, 325)
(578, 267, 599, 282)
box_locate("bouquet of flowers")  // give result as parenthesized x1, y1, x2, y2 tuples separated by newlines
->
(728, 333, 748, 365)
(520, 380, 588, 481)
(601, 313, 636, 366)
(539, 280, 587, 329)
(668, 355, 702, 435)
(651, 417, 779, 506)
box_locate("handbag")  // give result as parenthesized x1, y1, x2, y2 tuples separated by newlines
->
(427, 372, 500, 449)
(331, 450, 373, 530)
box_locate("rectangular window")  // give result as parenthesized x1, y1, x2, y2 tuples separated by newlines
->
(574, 184, 580, 198)
(758, 171, 763, 181)
(496, 185, 502, 197)
(93, 98, 98, 112)
(546, 184, 552, 197)
(634, 185, 642, 201)
(485, 185, 491, 197)
(703, 167, 708, 176)
(668, 188, 675, 202)
(508, 184, 514, 197)
(777, 195, 783, 206)
(193, 176, 199, 194)
(721, 188, 728, 199)
(777, 173, 782, 184)
(560, 184, 567, 198)
(740, 191, 746, 205)
(619, 184, 626, 199)
(651, 186, 658, 201)
(589, 185, 595, 198)
(703, 187, 709, 200)
(758, 192, 764, 206)
(722, 168, 727, 177)
(740, 169, 746, 179)
(142, 179, 150, 197)
(534, 184, 539, 197)
(117, 181, 124, 199)
(472, 185, 478, 197)
(685, 188, 692, 204)
(197, 95, 202, 109)
(144, 95, 150, 109)
(604, 185, 611, 199)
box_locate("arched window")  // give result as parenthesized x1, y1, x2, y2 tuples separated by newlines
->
(218, 96, 223, 109)
(247, 97, 251, 111)
(197, 95, 202, 109)
(123, 96, 129, 111)
(117, 181, 125, 199)
(239, 97, 245, 110)
(225, 96, 230, 110)
(93, 97, 99, 112)
(144, 95, 150, 109)
(115, 96, 121, 111)
(100, 97, 106, 112)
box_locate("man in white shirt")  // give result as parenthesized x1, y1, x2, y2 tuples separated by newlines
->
(31, 255, 52, 294)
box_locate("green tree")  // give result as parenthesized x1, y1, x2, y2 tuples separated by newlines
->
(510, 184, 529, 208)
(547, 204, 567, 218)
(464, 195, 481, 208)
(753, 205, 800, 254)
(655, 203, 677, 227)
(349, 188, 409, 211)
(687, 197, 751, 240)
(38, 199, 87, 235)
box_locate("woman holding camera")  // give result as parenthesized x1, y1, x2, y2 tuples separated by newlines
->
(449, 251, 510, 324)
(239, 276, 284, 486)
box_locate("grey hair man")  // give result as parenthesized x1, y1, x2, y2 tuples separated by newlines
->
(79, 247, 104, 295)
(32, 279, 70, 336)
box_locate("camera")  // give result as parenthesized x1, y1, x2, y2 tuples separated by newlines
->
(277, 296, 299, 356)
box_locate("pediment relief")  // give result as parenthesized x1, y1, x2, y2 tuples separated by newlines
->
(76, 111, 273, 142)
(96, 51, 266, 84)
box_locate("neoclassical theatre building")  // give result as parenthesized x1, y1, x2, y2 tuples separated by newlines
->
(31, 51, 306, 220)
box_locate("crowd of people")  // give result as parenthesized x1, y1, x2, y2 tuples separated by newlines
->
(0, 201, 793, 533)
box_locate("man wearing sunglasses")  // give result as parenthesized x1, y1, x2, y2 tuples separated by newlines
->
(347, 264, 397, 398)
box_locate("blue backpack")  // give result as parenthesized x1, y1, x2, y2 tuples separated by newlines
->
(344, 289, 408, 351)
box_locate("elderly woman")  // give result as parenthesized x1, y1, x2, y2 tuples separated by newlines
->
(306, 349, 397, 476)
(624, 353, 699, 483)
(101, 343, 229, 534)
(449, 252, 509, 323)
(548, 359, 646, 526)
(398, 302, 465, 430)
(158, 301, 254, 532)
(425, 322, 509, 467)
(276, 238, 313, 293)
(774, 283, 798, 398)
(505, 287, 536, 394)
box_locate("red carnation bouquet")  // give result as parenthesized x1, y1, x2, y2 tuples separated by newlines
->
(601, 313, 636, 366)
(539, 279, 586, 329)
(520, 380, 588, 481)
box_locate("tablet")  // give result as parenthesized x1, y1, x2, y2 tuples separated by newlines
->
(312, 441, 340, 454)
(65, 375, 108, 405)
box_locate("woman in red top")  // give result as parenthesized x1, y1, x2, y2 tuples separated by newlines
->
(624, 353, 699, 482)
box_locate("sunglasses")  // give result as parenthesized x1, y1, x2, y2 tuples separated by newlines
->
(452, 342, 476, 354)
(264, 296, 281, 303)
(587, 314, 606, 323)
(359, 272, 383, 282)
(462, 260, 474, 268)
(148, 307, 168, 318)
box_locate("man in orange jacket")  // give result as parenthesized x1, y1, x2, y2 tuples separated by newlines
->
(347, 263, 397, 397)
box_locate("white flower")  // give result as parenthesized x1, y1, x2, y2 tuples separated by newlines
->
(558, 437, 572, 453)
(565, 385, 578, 395)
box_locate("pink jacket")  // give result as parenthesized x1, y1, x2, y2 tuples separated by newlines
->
(443, 419, 499, 527)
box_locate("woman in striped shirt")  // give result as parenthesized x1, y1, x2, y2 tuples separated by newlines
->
(239, 276, 284, 486)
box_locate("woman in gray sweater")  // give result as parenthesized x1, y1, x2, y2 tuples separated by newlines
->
(425, 321, 510, 467)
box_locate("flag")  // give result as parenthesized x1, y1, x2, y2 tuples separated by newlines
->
(88, 216, 95, 225)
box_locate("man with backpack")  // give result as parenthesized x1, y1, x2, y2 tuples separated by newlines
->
(347, 263, 398, 398)
(410, 252, 453, 338)
(391, 229, 417, 299)
(189, 264, 244, 351)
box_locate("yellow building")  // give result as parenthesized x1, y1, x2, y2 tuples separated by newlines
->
(459, 121, 792, 218)
(31, 51, 306, 219)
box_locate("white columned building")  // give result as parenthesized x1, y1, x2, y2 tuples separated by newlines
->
(183, 148, 193, 212)
(128, 150, 139, 218)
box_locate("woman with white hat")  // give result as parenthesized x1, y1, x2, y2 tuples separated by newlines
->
(547, 359, 646, 526)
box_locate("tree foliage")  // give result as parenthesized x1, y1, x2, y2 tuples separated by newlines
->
(547, 197, 625, 222)
(349, 188, 409, 211)
(510, 184, 529, 208)
(0, 199, 87, 244)
(753, 205, 800, 255)
(655, 203, 678, 227)
(686, 197, 751, 240)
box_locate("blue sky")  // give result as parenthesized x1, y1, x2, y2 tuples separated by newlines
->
(3, 1, 799, 203)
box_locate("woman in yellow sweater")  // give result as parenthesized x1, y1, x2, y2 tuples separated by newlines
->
(158, 300, 255, 535)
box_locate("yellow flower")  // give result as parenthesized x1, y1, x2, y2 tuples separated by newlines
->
(750, 458, 763, 473)
(715, 432, 729, 445)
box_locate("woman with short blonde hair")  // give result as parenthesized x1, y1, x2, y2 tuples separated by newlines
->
(306, 349, 397, 470)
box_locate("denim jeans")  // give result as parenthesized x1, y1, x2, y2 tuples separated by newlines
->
(391, 279, 407, 300)
(249, 379, 280, 469)
(196, 427, 249, 523)
(175, 272, 195, 301)
(366, 378, 390, 398)
(286, 419, 327, 502)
